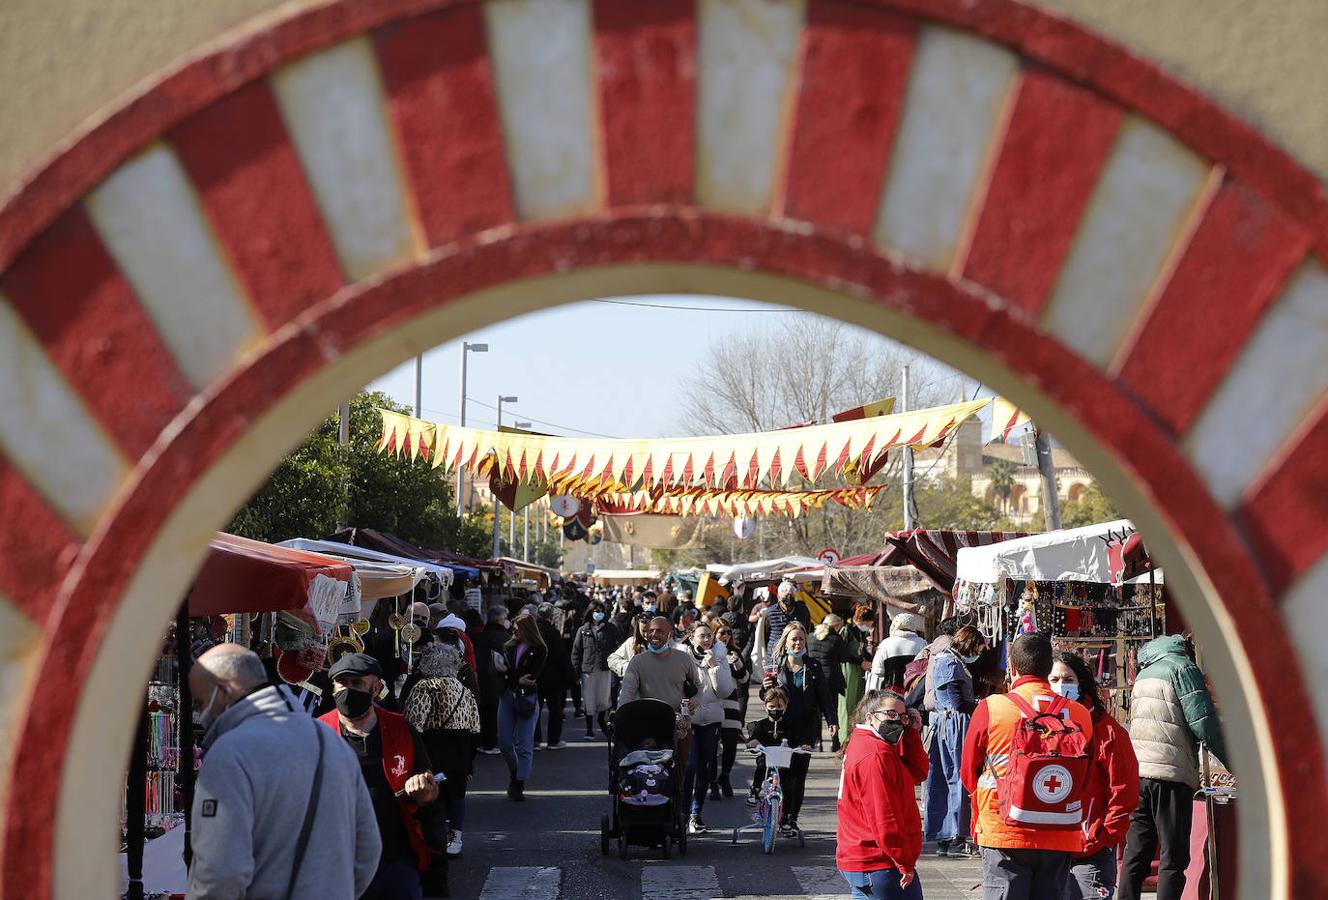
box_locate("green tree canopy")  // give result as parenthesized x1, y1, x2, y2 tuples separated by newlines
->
(228, 392, 494, 559)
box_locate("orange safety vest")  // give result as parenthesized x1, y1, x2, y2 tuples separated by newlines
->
(969, 679, 1093, 852)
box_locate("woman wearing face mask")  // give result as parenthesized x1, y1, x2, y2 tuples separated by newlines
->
(761, 623, 836, 835)
(1051, 652, 1140, 900)
(923, 624, 985, 858)
(837, 690, 928, 900)
(497, 613, 547, 801)
(683, 622, 735, 834)
(710, 621, 750, 799)
(571, 601, 622, 740)
(839, 606, 877, 742)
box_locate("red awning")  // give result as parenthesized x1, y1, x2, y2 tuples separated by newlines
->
(877, 529, 1033, 593)
(189, 533, 354, 620)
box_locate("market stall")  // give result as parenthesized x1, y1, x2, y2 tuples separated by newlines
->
(952, 520, 1165, 719)
(820, 563, 947, 641)
(123, 534, 355, 900)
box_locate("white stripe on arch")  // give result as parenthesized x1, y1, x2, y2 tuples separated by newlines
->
(1283, 554, 1328, 751)
(484, 0, 600, 221)
(1040, 116, 1210, 368)
(872, 26, 1018, 269)
(696, 0, 806, 215)
(85, 144, 265, 391)
(1183, 259, 1328, 508)
(0, 295, 129, 535)
(270, 38, 423, 280)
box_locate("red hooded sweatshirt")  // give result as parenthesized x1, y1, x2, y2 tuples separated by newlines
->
(1078, 705, 1140, 858)
(836, 723, 929, 875)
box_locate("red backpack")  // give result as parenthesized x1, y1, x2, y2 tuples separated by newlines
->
(992, 693, 1090, 829)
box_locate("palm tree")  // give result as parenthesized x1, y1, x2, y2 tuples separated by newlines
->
(988, 459, 1017, 513)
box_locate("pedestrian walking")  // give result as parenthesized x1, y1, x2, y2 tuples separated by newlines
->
(961, 633, 1094, 900)
(533, 603, 576, 749)
(760, 623, 836, 835)
(870, 613, 928, 693)
(1118, 635, 1227, 900)
(682, 620, 734, 834)
(404, 642, 483, 860)
(186, 644, 380, 899)
(497, 612, 547, 800)
(711, 620, 750, 799)
(1050, 652, 1140, 900)
(808, 614, 849, 751)
(318, 653, 442, 900)
(571, 600, 622, 739)
(924, 625, 985, 858)
(473, 605, 510, 754)
(839, 605, 876, 740)
(837, 690, 929, 900)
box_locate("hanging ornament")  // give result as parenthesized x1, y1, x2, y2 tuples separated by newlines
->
(732, 517, 756, 540)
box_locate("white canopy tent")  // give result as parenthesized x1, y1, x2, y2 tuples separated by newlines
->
(709, 556, 823, 584)
(278, 538, 454, 588)
(954, 520, 1162, 585)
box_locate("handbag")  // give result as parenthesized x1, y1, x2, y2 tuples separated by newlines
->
(285, 723, 326, 898)
(511, 688, 538, 717)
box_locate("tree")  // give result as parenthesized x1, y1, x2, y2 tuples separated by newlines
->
(228, 391, 494, 558)
(1061, 482, 1124, 529)
(987, 459, 1017, 512)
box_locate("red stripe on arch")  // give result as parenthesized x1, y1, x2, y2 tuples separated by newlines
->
(959, 68, 1122, 314)
(0, 459, 79, 624)
(172, 81, 346, 328)
(1238, 401, 1328, 595)
(594, 0, 696, 205)
(2, 208, 192, 458)
(779, 1, 916, 234)
(1114, 179, 1311, 436)
(374, 7, 516, 245)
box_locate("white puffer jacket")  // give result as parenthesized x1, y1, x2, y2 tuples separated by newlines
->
(688, 643, 735, 726)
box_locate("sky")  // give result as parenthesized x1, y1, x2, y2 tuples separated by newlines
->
(366, 295, 984, 440)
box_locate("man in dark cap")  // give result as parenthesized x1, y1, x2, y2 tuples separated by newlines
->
(317, 653, 442, 900)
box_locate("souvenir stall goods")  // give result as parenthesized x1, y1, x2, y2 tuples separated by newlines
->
(952, 520, 1166, 721)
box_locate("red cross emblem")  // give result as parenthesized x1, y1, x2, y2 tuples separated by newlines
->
(1033, 764, 1073, 803)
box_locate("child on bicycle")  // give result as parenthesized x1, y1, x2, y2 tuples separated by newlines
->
(746, 687, 813, 836)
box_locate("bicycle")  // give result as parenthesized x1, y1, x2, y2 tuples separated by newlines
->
(731, 743, 812, 853)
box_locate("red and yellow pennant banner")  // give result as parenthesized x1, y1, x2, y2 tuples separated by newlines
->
(595, 485, 885, 518)
(377, 398, 988, 498)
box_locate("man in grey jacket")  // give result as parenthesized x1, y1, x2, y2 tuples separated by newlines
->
(187, 644, 380, 899)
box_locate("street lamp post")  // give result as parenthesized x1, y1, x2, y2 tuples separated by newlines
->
(512, 422, 532, 561)
(491, 395, 517, 558)
(457, 342, 488, 515)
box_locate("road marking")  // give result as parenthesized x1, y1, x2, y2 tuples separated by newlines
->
(477, 865, 561, 900)
(641, 863, 721, 900)
(792, 864, 847, 899)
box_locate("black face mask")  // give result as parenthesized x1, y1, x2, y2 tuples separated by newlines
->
(334, 686, 374, 719)
(766, 708, 784, 721)
(877, 719, 906, 744)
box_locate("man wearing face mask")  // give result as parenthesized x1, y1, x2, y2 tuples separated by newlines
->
(187, 644, 380, 900)
(616, 617, 701, 713)
(752, 580, 812, 675)
(837, 691, 929, 900)
(317, 653, 441, 900)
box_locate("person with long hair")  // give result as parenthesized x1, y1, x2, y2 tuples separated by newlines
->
(403, 642, 481, 860)
(924, 624, 986, 857)
(571, 600, 622, 739)
(837, 689, 928, 900)
(682, 620, 734, 833)
(759, 623, 836, 835)
(1051, 651, 1140, 900)
(497, 612, 546, 800)
(839, 605, 876, 740)
(809, 614, 850, 751)
(710, 619, 750, 799)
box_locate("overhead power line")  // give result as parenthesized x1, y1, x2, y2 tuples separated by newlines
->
(456, 397, 623, 439)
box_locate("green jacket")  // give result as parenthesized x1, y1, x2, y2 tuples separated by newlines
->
(1129, 635, 1227, 787)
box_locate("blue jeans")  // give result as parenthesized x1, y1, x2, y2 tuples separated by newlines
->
(685, 722, 721, 815)
(498, 689, 538, 780)
(362, 858, 423, 900)
(841, 868, 923, 900)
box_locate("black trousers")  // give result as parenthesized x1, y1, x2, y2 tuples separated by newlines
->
(714, 727, 739, 781)
(979, 847, 1071, 900)
(479, 703, 499, 750)
(1118, 777, 1194, 900)
(535, 685, 567, 745)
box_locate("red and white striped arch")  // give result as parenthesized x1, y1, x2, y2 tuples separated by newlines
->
(0, 0, 1325, 895)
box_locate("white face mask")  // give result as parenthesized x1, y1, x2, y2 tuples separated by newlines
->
(1051, 682, 1080, 702)
(196, 684, 221, 731)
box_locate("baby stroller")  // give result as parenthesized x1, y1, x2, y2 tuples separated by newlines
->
(600, 698, 688, 859)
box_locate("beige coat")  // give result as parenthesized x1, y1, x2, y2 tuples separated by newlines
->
(1128, 676, 1201, 788)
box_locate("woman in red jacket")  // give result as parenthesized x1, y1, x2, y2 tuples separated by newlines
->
(1050, 652, 1141, 900)
(836, 690, 929, 899)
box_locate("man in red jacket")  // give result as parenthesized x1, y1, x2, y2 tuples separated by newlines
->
(837, 690, 929, 899)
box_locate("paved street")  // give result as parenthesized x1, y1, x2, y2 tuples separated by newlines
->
(446, 706, 984, 900)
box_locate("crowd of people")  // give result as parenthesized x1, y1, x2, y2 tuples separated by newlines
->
(177, 575, 1225, 900)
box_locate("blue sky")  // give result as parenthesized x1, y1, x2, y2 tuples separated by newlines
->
(367, 295, 982, 439)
